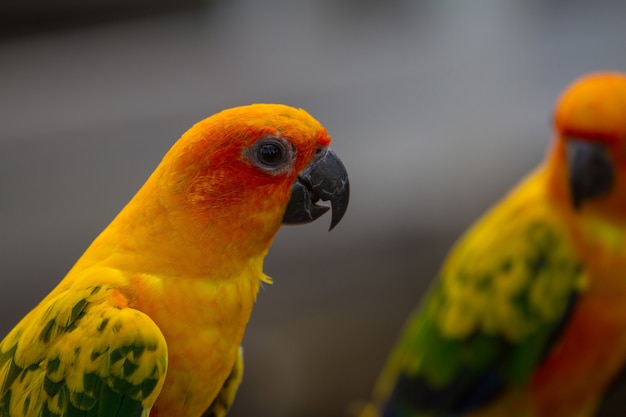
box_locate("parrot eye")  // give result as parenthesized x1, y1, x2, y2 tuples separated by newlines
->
(245, 136, 295, 173)
(258, 142, 285, 166)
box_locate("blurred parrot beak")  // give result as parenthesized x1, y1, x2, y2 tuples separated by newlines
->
(282, 148, 350, 230)
(566, 139, 614, 210)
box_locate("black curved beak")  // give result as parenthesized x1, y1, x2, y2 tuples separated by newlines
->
(282, 148, 350, 230)
(566, 139, 614, 210)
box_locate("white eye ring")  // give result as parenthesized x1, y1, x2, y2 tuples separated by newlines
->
(244, 136, 295, 173)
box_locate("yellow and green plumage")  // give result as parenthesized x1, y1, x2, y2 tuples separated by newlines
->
(0, 104, 349, 417)
(360, 72, 626, 417)
(0, 285, 167, 417)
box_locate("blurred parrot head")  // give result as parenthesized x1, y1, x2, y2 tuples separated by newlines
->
(552, 72, 626, 219)
(150, 103, 349, 256)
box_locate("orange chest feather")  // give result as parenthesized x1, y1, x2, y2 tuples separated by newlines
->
(130, 273, 259, 417)
(531, 278, 626, 415)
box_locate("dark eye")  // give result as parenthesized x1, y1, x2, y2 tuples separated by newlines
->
(245, 137, 295, 173)
(258, 142, 285, 167)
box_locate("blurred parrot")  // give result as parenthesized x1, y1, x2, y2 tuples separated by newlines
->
(0, 104, 349, 417)
(359, 72, 626, 417)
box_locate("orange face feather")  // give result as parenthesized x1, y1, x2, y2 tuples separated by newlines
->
(555, 72, 626, 146)
(156, 104, 333, 251)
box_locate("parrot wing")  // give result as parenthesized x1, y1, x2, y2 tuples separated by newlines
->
(0, 284, 167, 417)
(375, 181, 587, 416)
(201, 347, 243, 417)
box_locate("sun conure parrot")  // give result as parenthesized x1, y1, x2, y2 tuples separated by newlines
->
(358, 72, 626, 417)
(0, 103, 349, 417)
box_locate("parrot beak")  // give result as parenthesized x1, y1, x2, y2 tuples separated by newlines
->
(566, 139, 614, 210)
(282, 148, 350, 230)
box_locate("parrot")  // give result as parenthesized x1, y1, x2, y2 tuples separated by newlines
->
(358, 72, 626, 417)
(0, 103, 350, 417)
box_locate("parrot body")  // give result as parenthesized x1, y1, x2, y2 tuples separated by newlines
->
(0, 104, 349, 417)
(361, 72, 626, 417)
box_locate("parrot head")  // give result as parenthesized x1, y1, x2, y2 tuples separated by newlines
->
(152, 104, 349, 257)
(553, 72, 626, 218)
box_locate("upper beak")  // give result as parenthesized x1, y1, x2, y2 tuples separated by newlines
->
(566, 139, 614, 209)
(282, 148, 350, 230)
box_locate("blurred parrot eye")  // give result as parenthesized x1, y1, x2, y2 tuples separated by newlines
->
(245, 137, 295, 173)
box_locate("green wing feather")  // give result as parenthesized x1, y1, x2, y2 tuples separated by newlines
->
(371, 180, 587, 416)
(201, 347, 243, 417)
(0, 285, 167, 417)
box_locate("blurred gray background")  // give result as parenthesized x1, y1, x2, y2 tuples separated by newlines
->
(2, 1, 626, 416)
